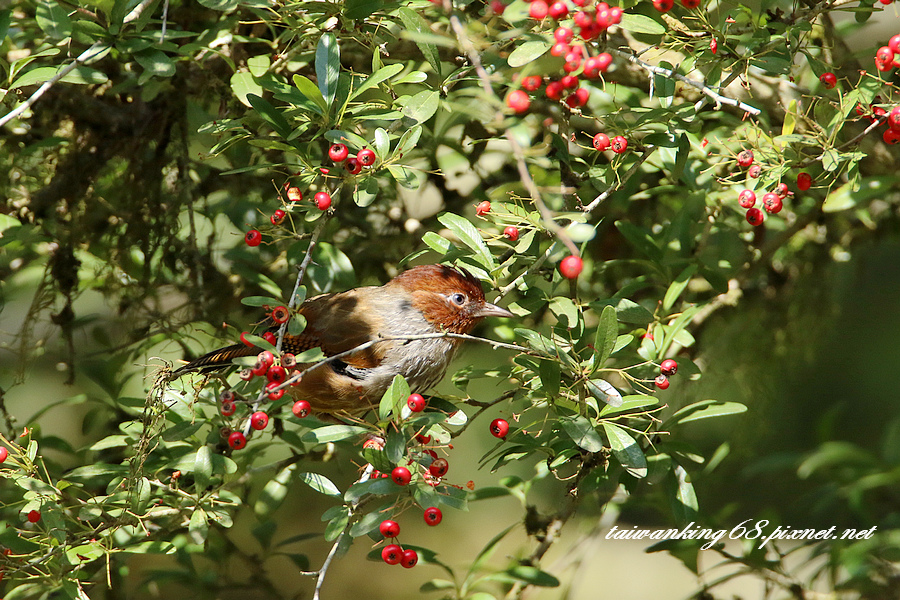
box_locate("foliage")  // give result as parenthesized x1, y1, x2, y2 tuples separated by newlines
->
(1, 0, 899, 597)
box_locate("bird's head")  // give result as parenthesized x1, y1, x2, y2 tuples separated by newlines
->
(390, 265, 513, 334)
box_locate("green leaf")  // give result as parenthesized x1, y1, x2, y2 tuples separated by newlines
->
(602, 423, 647, 478)
(135, 50, 175, 79)
(505, 566, 560, 587)
(559, 415, 604, 452)
(373, 127, 390, 161)
(594, 305, 618, 367)
(193, 446, 213, 490)
(586, 379, 623, 408)
(394, 125, 422, 159)
(36, 0, 73, 39)
(231, 71, 263, 107)
(197, 0, 238, 9)
(344, 0, 384, 19)
(667, 400, 747, 425)
(302, 425, 369, 444)
(11, 66, 108, 90)
(507, 40, 551, 67)
(161, 421, 203, 442)
(350, 63, 404, 99)
(437, 213, 495, 270)
(361, 447, 394, 473)
(824, 176, 900, 213)
(247, 55, 270, 77)
(316, 33, 340, 108)
(397, 8, 441, 75)
(247, 94, 292, 139)
(292, 74, 328, 114)
(822, 148, 840, 172)
(615, 221, 662, 261)
(344, 476, 403, 502)
(402, 90, 440, 123)
(671, 465, 698, 522)
(620, 12, 666, 35)
(297, 471, 342, 497)
(189, 508, 209, 542)
(241, 295, 283, 307)
(549, 297, 579, 328)
(662, 264, 697, 312)
(255, 465, 296, 516)
(599, 394, 658, 417)
(379, 374, 410, 420)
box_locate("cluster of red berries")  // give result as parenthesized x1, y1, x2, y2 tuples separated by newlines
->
(474, 200, 522, 243)
(505, 0, 623, 114)
(592, 132, 628, 154)
(861, 102, 900, 145)
(378, 507, 442, 568)
(328, 143, 377, 176)
(651, 0, 702, 11)
(737, 183, 791, 227)
(654, 358, 677, 390)
(875, 34, 900, 73)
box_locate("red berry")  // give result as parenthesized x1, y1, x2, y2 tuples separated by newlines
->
(660, 359, 678, 376)
(379, 519, 400, 538)
(521, 75, 543, 91)
(888, 106, 900, 131)
(382, 544, 402, 565)
(424, 507, 443, 526)
(506, 89, 531, 113)
(559, 255, 583, 279)
(240, 331, 253, 347)
(529, 0, 548, 18)
(763, 192, 783, 214)
(429, 458, 449, 478)
(270, 306, 289, 324)
(344, 157, 362, 174)
(890, 34, 900, 55)
(545, 81, 565, 100)
(400, 549, 418, 569)
(476, 200, 491, 216)
(774, 182, 789, 198)
(490, 0, 505, 13)
(565, 87, 589, 108)
(592, 133, 611, 151)
(611, 135, 628, 153)
(292, 400, 311, 418)
(819, 72, 837, 89)
(245, 229, 261, 247)
(876, 46, 895, 65)
(654, 374, 670, 390)
(748, 165, 762, 178)
(27, 510, 41, 523)
(797, 172, 812, 191)
(652, 0, 673, 11)
(258, 350, 275, 368)
(573, 10, 593, 28)
(503, 226, 520, 241)
(550, 42, 571, 57)
(738, 190, 756, 209)
(608, 5, 622, 22)
(220, 400, 236, 416)
(548, 1, 568, 18)
(314, 191, 332, 210)
(391, 466, 412, 486)
(554, 26, 574, 43)
(737, 150, 754, 168)
(407, 393, 426, 412)
(357, 148, 376, 166)
(263, 331, 277, 345)
(266, 382, 284, 400)
(710, 38, 718, 54)
(561, 75, 579, 90)
(287, 187, 303, 202)
(328, 143, 349, 162)
(490, 418, 509, 439)
(270, 209, 286, 226)
(250, 411, 269, 430)
(595, 53, 613, 73)
(883, 128, 900, 145)
(746, 207, 765, 226)
(228, 431, 247, 450)
(681, 0, 700, 7)
(0, 446, 7, 463)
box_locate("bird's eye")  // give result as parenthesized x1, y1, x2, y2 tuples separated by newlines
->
(450, 293, 467, 306)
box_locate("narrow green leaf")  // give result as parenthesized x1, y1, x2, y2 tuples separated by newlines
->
(316, 33, 340, 107)
(599, 394, 658, 417)
(394, 125, 422, 159)
(344, 0, 384, 20)
(379, 374, 410, 420)
(197, 0, 238, 9)
(614, 221, 662, 261)
(134, 50, 175, 79)
(255, 465, 295, 516)
(301, 425, 369, 444)
(507, 40, 551, 67)
(292, 74, 328, 114)
(662, 264, 697, 312)
(505, 566, 560, 587)
(668, 400, 747, 425)
(11, 66, 108, 90)
(397, 8, 441, 75)
(297, 471, 342, 497)
(161, 421, 203, 442)
(559, 415, 604, 452)
(246, 94, 292, 139)
(586, 379, 623, 408)
(350, 63, 404, 99)
(671, 465, 699, 522)
(402, 90, 440, 123)
(620, 12, 666, 35)
(193, 446, 213, 490)
(241, 295, 283, 307)
(594, 305, 618, 366)
(387, 164, 421, 189)
(602, 423, 647, 478)
(437, 213, 495, 270)
(373, 128, 390, 161)
(344, 476, 403, 502)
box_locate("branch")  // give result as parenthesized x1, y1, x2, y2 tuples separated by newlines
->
(612, 48, 761, 116)
(581, 147, 658, 213)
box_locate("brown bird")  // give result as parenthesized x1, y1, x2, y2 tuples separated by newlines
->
(173, 264, 513, 413)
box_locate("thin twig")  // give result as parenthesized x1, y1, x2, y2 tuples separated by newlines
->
(613, 48, 761, 116)
(581, 147, 658, 213)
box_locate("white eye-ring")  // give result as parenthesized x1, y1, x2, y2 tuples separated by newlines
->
(450, 293, 467, 306)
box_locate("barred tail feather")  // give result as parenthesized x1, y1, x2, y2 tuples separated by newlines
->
(172, 343, 258, 377)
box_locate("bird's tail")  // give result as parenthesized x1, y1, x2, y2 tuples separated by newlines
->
(172, 343, 259, 377)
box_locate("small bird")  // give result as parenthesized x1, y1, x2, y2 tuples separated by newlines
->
(173, 264, 513, 414)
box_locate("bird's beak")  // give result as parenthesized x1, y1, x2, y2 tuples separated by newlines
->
(474, 302, 514, 319)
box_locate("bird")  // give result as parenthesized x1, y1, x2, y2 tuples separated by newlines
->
(172, 264, 513, 414)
